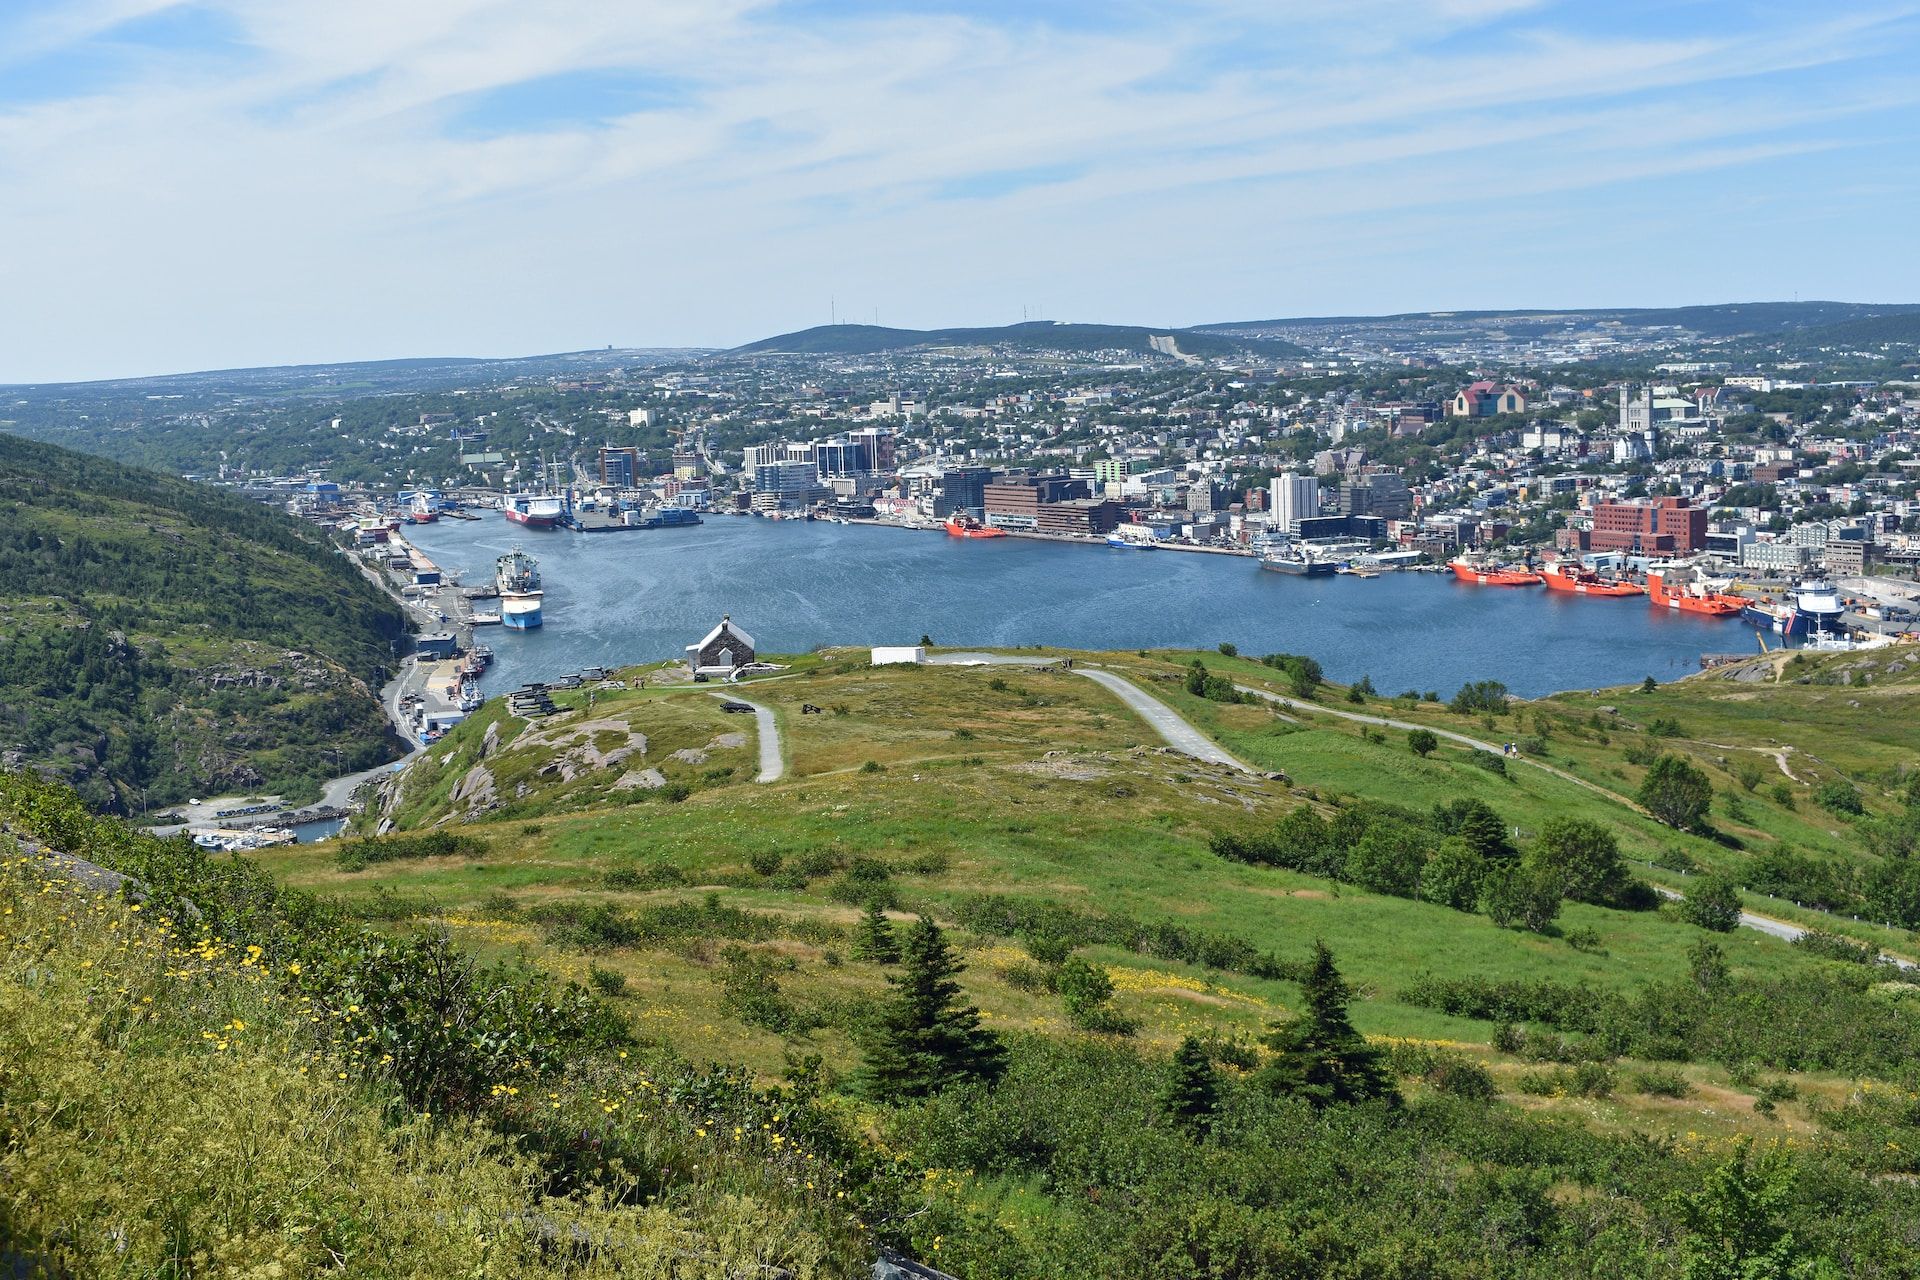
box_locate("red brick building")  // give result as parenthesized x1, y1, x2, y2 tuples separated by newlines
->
(1567, 496, 1707, 554)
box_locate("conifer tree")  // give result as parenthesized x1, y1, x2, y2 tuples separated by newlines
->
(850, 900, 900, 964)
(1257, 941, 1399, 1108)
(856, 916, 1005, 1100)
(1161, 1035, 1221, 1135)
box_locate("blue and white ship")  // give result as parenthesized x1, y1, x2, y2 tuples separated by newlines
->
(496, 546, 544, 630)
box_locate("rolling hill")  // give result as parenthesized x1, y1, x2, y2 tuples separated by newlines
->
(1198, 300, 1920, 340)
(732, 320, 1308, 358)
(0, 431, 409, 811)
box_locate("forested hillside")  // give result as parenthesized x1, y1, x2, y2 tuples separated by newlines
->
(0, 432, 407, 810)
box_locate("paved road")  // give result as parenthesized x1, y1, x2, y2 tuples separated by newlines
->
(928, 653, 1253, 772)
(1652, 886, 1916, 969)
(708, 692, 784, 783)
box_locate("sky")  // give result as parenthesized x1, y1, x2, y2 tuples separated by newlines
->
(2, 0, 1918, 382)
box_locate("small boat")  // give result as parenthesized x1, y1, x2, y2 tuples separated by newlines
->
(943, 515, 1007, 539)
(1449, 557, 1542, 586)
(469, 612, 502, 626)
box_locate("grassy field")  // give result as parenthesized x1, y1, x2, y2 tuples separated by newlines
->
(254, 644, 1920, 1146)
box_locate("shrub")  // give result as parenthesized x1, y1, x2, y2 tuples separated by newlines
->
(1449, 680, 1510, 715)
(1408, 728, 1438, 757)
(335, 831, 486, 872)
(1735, 760, 1766, 792)
(1633, 1068, 1693, 1098)
(1217, 641, 1238, 657)
(588, 963, 629, 996)
(1678, 874, 1742, 932)
(748, 849, 784, 876)
(1767, 781, 1796, 810)
(1814, 781, 1865, 817)
(603, 860, 687, 890)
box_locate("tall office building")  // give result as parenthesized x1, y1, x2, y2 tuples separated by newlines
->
(1269, 472, 1320, 533)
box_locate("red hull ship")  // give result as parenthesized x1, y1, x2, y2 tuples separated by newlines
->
(1541, 564, 1642, 597)
(1449, 557, 1543, 586)
(944, 516, 1007, 539)
(1647, 571, 1742, 617)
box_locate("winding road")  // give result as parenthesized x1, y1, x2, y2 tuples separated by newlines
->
(928, 653, 1254, 772)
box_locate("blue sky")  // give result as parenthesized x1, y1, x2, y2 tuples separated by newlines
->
(1, 0, 1917, 381)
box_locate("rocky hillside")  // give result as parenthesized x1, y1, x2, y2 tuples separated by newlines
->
(0, 432, 408, 810)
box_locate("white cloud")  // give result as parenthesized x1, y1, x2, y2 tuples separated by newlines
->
(0, 0, 1916, 379)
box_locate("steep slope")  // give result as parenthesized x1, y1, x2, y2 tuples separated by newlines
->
(0, 431, 408, 810)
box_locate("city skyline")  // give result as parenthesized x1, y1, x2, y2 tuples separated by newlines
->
(4, 1, 1920, 382)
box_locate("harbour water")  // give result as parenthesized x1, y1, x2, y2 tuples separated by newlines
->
(406, 516, 1744, 700)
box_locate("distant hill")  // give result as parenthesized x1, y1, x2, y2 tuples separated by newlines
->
(1787, 311, 1920, 348)
(733, 321, 1307, 358)
(0, 432, 409, 810)
(1, 347, 703, 401)
(1197, 300, 1920, 339)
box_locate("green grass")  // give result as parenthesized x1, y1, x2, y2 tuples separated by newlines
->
(254, 648, 1920, 1142)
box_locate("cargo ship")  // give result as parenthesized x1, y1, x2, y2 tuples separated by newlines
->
(503, 493, 564, 529)
(1540, 562, 1642, 597)
(496, 547, 544, 630)
(1647, 571, 1742, 617)
(1741, 579, 1847, 639)
(943, 515, 1007, 539)
(1260, 547, 1336, 576)
(1448, 557, 1543, 586)
(406, 491, 440, 524)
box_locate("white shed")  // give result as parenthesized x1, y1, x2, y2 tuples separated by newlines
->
(870, 646, 927, 666)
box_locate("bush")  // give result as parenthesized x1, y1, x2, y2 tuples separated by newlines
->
(748, 849, 784, 876)
(1678, 874, 1743, 932)
(1407, 728, 1438, 757)
(588, 963, 629, 996)
(1814, 781, 1865, 817)
(1449, 681, 1510, 715)
(1633, 1067, 1693, 1098)
(335, 831, 486, 872)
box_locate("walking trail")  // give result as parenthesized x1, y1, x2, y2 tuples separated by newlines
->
(707, 691, 784, 783)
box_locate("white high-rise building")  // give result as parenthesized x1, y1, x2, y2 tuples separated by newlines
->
(1269, 472, 1320, 532)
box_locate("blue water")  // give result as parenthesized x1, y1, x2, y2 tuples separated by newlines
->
(403, 516, 1742, 700)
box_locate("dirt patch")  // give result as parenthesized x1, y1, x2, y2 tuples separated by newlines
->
(1250, 887, 1332, 900)
(1008, 756, 1113, 782)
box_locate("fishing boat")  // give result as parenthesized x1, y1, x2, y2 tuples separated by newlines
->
(1106, 525, 1158, 550)
(943, 515, 1007, 539)
(1540, 562, 1642, 597)
(1448, 556, 1543, 586)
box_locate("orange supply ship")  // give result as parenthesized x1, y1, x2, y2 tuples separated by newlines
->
(1540, 563, 1643, 597)
(1646, 571, 1742, 617)
(943, 515, 1007, 539)
(1449, 557, 1543, 586)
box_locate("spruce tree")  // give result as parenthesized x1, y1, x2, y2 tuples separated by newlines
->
(1161, 1035, 1221, 1135)
(850, 900, 900, 964)
(1257, 941, 1399, 1108)
(856, 916, 1005, 1101)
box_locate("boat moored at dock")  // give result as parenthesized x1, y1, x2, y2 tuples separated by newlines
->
(1448, 557, 1542, 586)
(1647, 570, 1742, 617)
(943, 515, 1007, 539)
(1260, 547, 1336, 576)
(1540, 562, 1642, 597)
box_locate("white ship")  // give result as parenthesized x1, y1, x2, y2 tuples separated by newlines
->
(496, 546, 544, 630)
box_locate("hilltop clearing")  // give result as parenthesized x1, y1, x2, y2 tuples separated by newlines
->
(0, 432, 407, 811)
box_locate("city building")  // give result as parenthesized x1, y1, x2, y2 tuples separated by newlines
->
(1448, 382, 1526, 418)
(1268, 472, 1320, 532)
(597, 446, 642, 487)
(1572, 496, 1708, 554)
